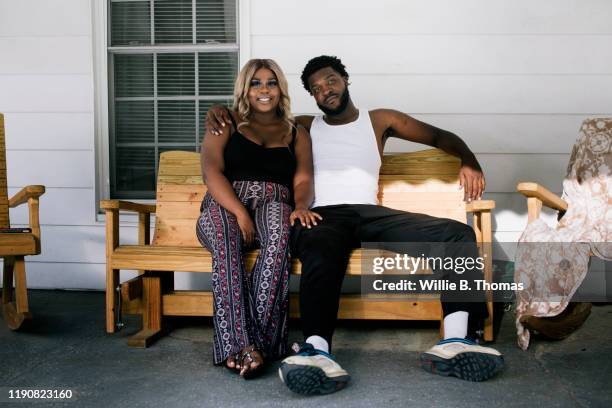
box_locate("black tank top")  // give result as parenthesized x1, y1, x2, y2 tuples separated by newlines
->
(222, 111, 297, 189)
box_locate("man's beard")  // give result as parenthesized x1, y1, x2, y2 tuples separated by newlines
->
(316, 87, 350, 116)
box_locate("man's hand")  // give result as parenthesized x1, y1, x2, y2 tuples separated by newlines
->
(459, 159, 485, 202)
(289, 208, 322, 229)
(205, 105, 232, 136)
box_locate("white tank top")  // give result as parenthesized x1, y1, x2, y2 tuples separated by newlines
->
(310, 110, 382, 208)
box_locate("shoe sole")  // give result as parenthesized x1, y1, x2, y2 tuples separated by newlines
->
(420, 351, 504, 382)
(279, 363, 350, 395)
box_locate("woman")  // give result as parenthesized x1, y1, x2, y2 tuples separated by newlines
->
(196, 59, 320, 378)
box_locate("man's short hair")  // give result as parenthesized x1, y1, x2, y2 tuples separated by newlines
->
(301, 55, 349, 93)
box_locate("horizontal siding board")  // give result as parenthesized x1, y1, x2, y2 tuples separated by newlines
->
(36, 225, 137, 264)
(0, 0, 91, 37)
(482, 192, 561, 232)
(0, 260, 207, 291)
(8, 187, 96, 225)
(383, 114, 586, 154)
(477, 154, 568, 193)
(6, 151, 94, 188)
(3, 113, 93, 150)
(0, 75, 94, 113)
(251, 0, 612, 35)
(253, 35, 612, 75)
(0, 37, 92, 74)
(288, 74, 612, 114)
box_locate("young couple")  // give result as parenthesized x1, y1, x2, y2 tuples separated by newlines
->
(196, 56, 504, 393)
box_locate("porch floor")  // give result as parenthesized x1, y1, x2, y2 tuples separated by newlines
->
(1, 290, 611, 407)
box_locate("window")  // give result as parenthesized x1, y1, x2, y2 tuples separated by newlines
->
(108, 0, 238, 198)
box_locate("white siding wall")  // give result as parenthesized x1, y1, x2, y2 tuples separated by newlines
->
(0, 0, 610, 289)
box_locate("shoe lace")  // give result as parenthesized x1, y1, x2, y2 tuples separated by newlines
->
(292, 342, 336, 361)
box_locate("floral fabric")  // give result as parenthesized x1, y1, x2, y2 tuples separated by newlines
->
(514, 118, 612, 350)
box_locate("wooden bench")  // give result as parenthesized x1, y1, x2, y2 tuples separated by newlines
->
(101, 149, 495, 347)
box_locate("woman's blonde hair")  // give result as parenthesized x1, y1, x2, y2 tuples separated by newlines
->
(233, 59, 294, 130)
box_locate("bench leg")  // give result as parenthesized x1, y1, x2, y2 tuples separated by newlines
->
(106, 266, 119, 333)
(484, 302, 494, 341)
(128, 273, 162, 348)
(2, 256, 32, 330)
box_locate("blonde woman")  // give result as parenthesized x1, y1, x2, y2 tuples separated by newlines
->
(196, 59, 319, 378)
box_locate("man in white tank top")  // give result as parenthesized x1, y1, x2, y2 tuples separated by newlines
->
(207, 56, 504, 395)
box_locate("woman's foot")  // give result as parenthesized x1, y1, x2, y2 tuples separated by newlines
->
(238, 345, 265, 379)
(225, 354, 240, 372)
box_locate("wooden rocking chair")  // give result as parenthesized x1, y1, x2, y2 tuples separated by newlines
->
(0, 113, 45, 329)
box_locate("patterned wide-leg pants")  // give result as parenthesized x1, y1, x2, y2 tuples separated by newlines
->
(195, 181, 291, 365)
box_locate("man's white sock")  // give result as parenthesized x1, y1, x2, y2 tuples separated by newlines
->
(443, 311, 469, 339)
(306, 335, 329, 353)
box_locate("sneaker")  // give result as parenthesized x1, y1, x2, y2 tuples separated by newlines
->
(279, 343, 350, 395)
(420, 338, 504, 382)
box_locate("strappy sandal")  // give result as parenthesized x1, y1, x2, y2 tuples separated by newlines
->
(238, 345, 265, 379)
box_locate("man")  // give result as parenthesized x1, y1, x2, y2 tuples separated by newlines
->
(207, 55, 504, 395)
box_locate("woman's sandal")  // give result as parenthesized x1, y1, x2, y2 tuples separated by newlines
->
(238, 345, 265, 379)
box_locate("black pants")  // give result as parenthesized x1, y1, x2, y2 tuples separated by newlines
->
(291, 204, 488, 347)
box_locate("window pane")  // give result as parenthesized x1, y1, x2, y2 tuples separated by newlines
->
(108, 0, 238, 199)
(196, 0, 237, 43)
(114, 147, 156, 196)
(157, 53, 195, 96)
(111, 1, 151, 46)
(115, 101, 154, 144)
(154, 0, 193, 44)
(114, 54, 154, 97)
(199, 52, 237, 95)
(158, 101, 196, 144)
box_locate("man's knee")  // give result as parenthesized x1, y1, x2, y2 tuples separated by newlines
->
(445, 220, 476, 243)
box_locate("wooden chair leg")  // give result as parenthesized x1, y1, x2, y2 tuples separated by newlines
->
(2, 256, 14, 305)
(13, 256, 29, 315)
(2, 256, 32, 330)
(484, 302, 494, 341)
(106, 266, 119, 333)
(128, 272, 162, 348)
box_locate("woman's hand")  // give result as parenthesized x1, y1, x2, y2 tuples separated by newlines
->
(236, 211, 256, 246)
(289, 208, 322, 229)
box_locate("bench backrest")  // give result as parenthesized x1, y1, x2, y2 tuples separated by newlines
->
(0, 114, 9, 229)
(152, 149, 465, 247)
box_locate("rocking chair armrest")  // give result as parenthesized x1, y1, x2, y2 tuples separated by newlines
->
(100, 200, 157, 214)
(8, 185, 45, 208)
(516, 182, 568, 212)
(465, 200, 495, 213)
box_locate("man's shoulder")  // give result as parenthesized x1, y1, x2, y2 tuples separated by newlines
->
(368, 109, 402, 129)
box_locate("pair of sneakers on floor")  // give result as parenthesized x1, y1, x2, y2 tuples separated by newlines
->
(278, 337, 505, 395)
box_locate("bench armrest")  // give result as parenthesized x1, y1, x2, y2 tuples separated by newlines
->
(516, 182, 567, 212)
(7, 185, 45, 247)
(101, 200, 156, 253)
(100, 200, 157, 214)
(465, 200, 495, 213)
(8, 185, 45, 208)
(517, 182, 567, 223)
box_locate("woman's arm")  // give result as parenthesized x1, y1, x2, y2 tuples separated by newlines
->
(200, 112, 255, 244)
(290, 125, 322, 228)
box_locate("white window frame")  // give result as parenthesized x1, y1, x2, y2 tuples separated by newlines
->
(92, 0, 250, 212)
